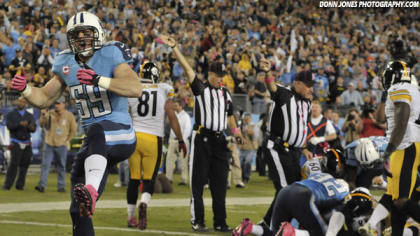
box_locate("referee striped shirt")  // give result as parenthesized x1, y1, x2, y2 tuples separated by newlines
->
(267, 85, 311, 147)
(191, 77, 234, 132)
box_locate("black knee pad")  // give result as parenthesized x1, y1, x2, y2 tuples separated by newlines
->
(127, 179, 140, 205)
(142, 180, 155, 195)
(86, 123, 106, 156)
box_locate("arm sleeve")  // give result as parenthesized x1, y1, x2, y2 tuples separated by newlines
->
(112, 42, 133, 66)
(388, 89, 412, 105)
(225, 89, 234, 116)
(190, 76, 205, 96)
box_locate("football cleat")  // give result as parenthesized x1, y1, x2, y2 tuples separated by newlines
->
(138, 203, 147, 230)
(73, 184, 98, 217)
(275, 222, 295, 236)
(127, 217, 138, 228)
(232, 218, 253, 236)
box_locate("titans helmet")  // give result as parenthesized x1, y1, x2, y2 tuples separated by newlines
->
(140, 62, 159, 83)
(67, 12, 105, 57)
(381, 60, 411, 90)
(354, 138, 381, 169)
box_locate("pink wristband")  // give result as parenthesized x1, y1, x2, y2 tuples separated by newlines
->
(265, 76, 274, 84)
(232, 127, 240, 135)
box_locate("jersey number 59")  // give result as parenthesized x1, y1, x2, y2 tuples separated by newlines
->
(70, 85, 112, 119)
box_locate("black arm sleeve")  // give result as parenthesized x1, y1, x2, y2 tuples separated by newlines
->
(190, 76, 205, 96)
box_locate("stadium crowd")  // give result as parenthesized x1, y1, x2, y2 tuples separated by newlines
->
(0, 0, 419, 235)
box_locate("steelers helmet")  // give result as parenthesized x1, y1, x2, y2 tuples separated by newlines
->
(346, 187, 374, 231)
(381, 60, 411, 90)
(67, 12, 105, 57)
(321, 148, 344, 177)
(140, 62, 159, 83)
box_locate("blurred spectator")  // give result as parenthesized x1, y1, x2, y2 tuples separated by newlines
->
(36, 46, 53, 69)
(251, 71, 269, 114)
(341, 108, 363, 145)
(165, 99, 191, 186)
(35, 96, 77, 193)
(341, 82, 364, 109)
(239, 113, 257, 183)
(328, 76, 345, 105)
(359, 104, 386, 138)
(2, 97, 36, 191)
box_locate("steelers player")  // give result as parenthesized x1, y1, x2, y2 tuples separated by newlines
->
(126, 61, 186, 230)
(360, 60, 420, 236)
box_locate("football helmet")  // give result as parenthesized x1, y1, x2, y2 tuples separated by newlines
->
(67, 12, 105, 57)
(381, 60, 411, 90)
(140, 62, 159, 83)
(347, 187, 374, 231)
(321, 148, 344, 177)
(354, 138, 380, 168)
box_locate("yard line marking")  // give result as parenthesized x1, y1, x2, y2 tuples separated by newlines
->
(0, 197, 273, 213)
(0, 220, 204, 236)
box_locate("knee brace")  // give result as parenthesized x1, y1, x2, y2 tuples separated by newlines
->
(86, 123, 106, 157)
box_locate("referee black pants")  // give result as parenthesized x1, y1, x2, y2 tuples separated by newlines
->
(263, 139, 301, 225)
(189, 131, 230, 227)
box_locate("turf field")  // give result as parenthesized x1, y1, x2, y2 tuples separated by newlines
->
(0, 171, 276, 236)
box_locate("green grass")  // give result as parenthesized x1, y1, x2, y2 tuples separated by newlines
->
(0, 172, 274, 235)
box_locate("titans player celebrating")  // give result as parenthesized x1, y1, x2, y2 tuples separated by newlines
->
(233, 173, 349, 236)
(11, 12, 142, 236)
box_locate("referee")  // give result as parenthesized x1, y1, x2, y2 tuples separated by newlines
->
(160, 35, 244, 232)
(259, 58, 315, 226)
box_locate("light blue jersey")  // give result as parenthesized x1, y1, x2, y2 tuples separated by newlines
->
(297, 173, 349, 208)
(52, 41, 133, 127)
(345, 136, 388, 167)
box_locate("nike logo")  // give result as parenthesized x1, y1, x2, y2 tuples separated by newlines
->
(88, 169, 101, 173)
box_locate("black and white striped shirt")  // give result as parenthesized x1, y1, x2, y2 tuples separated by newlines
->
(191, 77, 234, 132)
(267, 85, 311, 147)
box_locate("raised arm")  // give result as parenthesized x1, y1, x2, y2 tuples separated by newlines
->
(159, 35, 196, 84)
(12, 73, 66, 109)
(260, 57, 277, 93)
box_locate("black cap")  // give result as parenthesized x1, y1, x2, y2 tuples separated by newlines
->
(209, 62, 226, 77)
(295, 70, 315, 87)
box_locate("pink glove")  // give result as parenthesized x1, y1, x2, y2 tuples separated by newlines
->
(11, 74, 27, 92)
(77, 68, 100, 86)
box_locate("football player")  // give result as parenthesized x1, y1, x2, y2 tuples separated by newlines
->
(360, 60, 420, 236)
(232, 173, 350, 236)
(343, 137, 387, 189)
(10, 12, 143, 236)
(126, 61, 186, 230)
